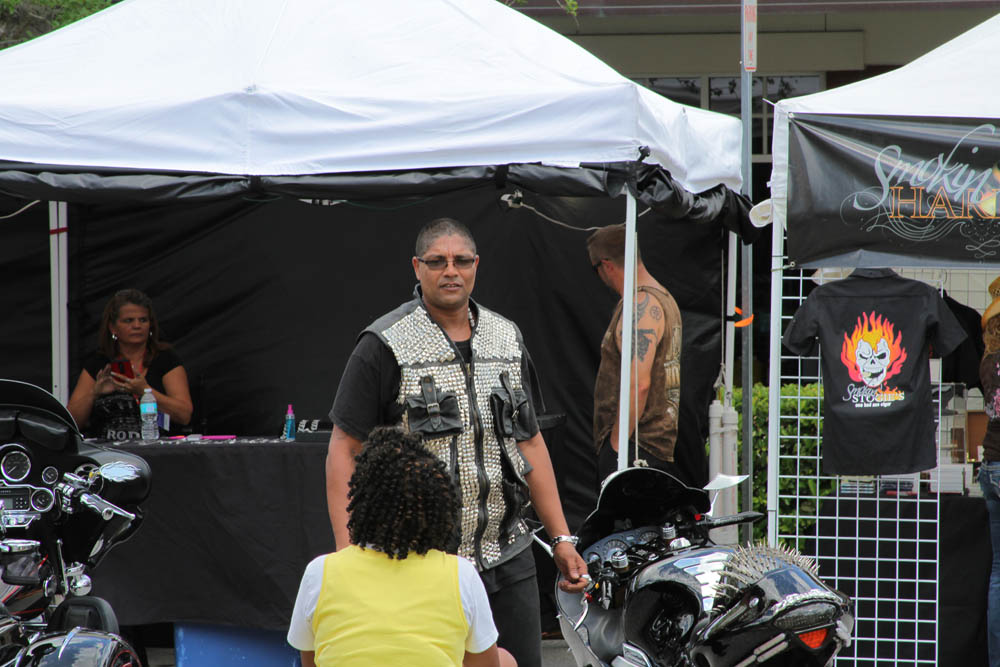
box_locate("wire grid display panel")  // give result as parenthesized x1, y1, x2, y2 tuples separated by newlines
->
(772, 268, 946, 667)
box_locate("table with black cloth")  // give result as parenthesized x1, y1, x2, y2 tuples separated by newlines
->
(89, 438, 334, 631)
(815, 494, 990, 666)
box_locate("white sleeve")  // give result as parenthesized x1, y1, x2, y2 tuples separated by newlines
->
(287, 555, 327, 651)
(457, 556, 499, 654)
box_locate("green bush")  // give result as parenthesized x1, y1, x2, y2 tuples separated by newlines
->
(728, 382, 823, 541)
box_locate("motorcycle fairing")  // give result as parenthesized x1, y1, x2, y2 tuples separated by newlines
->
(13, 629, 139, 666)
(577, 468, 711, 551)
(0, 382, 79, 437)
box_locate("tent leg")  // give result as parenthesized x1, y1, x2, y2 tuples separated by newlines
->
(49, 202, 69, 404)
(724, 233, 737, 401)
(616, 191, 638, 472)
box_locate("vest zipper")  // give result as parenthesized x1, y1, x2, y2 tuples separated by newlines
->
(464, 357, 489, 571)
(427, 305, 490, 571)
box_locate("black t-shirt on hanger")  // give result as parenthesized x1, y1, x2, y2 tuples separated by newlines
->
(783, 268, 967, 475)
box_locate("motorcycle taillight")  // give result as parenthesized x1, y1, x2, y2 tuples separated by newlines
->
(798, 627, 829, 649)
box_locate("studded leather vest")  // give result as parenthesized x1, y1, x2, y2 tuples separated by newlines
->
(365, 295, 533, 571)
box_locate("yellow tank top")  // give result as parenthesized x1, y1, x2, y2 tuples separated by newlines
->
(311, 546, 468, 666)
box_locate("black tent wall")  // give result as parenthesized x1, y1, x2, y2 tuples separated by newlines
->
(1, 186, 725, 526)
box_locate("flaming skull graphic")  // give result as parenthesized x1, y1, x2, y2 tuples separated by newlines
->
(840, 312, 907, 388)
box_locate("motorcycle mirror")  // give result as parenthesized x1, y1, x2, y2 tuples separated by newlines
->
(704, 473, 750, 516)
(703, 473, 750, 491)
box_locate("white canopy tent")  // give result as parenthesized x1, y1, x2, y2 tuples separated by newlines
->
(0, 0, 741, 193)
(0, 0, 744, 466)
(769, 10, 1000, 232)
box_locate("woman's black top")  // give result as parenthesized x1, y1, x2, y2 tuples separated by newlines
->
(82, 347, 183, 439)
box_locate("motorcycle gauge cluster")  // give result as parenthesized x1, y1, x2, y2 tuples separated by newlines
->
(1, 447, 31, 482)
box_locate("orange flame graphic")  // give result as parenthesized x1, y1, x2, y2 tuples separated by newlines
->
(840, 312, 907, 385)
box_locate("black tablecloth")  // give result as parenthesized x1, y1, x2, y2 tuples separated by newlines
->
(816, 494, 990, 666)
(90, 439, 334, 631)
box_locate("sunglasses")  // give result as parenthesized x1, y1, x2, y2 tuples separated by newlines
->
(418, 256, 476, 270)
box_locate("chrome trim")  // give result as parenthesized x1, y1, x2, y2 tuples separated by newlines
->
(675, 550, 731, 611)
(573, 598, 590, 631)
(620, 642, 654, 667)
(68, 572, 92, 597)
(0, 538, 39, 554)
(756, 634, 786, 653)
(98, 461, 142, 483)
(41, 466, 59, 486)
(758, 640, 789, 660)
(30, 488, 54, 512)
(57, 626, 84, 660)
(770, 589, 845, 617)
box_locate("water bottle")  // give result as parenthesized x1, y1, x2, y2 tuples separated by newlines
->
(140, 388, 159, 440)
(282, 404, 296, 441)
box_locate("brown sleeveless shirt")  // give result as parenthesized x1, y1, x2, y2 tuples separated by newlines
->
(593, 285, 682, 461)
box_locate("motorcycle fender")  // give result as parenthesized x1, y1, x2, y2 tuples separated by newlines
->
(16, 629, 139, 666)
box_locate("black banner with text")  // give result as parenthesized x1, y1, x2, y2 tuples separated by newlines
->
(787, 113, 1000, 267)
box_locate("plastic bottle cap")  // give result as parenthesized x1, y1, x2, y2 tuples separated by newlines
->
(286, 404, 294, 414)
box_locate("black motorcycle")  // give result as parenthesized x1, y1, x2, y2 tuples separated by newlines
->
(556, 467, 853, 667)
(0, 380, 150, 666)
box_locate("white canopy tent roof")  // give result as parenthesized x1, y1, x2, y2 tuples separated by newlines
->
(0, 0, 741, 195)
(0, 0, 747, 468)
(769, 11, 1000, 230)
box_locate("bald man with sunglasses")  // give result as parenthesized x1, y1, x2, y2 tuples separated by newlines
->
(326, 217, 587, 667)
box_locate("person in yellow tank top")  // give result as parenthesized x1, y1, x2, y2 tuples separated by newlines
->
(287, 426, 516, 667)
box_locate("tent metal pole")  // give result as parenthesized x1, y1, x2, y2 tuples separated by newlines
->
(739, 59, 754, 543)
(616, 191, 638, 472)
(724, 237, 737, 401)
(48, 201, 69, 404)
(766, 211, 785, 546)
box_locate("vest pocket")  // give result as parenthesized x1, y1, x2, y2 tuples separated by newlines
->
(497, 440, 531, 539)
(488, 370, 535, 443)
(404, 376, 463, 438)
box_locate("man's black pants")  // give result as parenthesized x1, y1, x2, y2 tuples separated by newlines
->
(480, 547, 541, 667)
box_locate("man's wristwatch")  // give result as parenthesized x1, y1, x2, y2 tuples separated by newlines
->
(551, 534, 579, 548)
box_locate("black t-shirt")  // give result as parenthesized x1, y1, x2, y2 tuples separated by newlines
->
(82, 347, 184, 439)
(783, 268, 967, 475)
(330, 332, 540, 443)
(83, 346, 183, 394)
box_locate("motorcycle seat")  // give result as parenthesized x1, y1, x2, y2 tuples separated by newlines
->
(46, 596, 120, 634)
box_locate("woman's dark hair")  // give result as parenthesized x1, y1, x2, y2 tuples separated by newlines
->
(98, 288, 166, 361)
(347, 426, 459, 559)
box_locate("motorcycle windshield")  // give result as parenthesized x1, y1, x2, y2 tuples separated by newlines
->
(577, 467, 711, 550)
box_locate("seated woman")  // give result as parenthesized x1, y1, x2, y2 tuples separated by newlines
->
(287, 426, 515, 667)
(67, 288, 192, 439)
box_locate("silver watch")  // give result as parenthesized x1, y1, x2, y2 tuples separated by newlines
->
(551, 534, 579, 547)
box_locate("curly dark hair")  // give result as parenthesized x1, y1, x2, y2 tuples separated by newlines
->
(347, 426, 459, 560)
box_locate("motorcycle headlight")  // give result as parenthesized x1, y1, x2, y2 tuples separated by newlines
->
(773, 602, 839, 631)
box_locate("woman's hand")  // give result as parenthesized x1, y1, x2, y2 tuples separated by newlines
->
(93, 366, 118, 396)
(111, 371, 149, 398)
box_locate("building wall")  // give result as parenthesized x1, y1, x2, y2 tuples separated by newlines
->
(531, 8, 997, 77)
